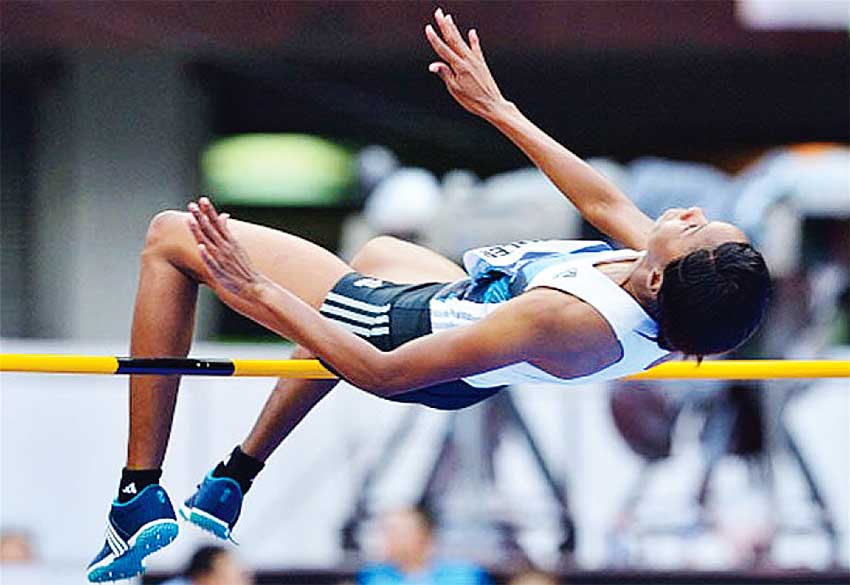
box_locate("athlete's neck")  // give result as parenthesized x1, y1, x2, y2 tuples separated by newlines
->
(596, 259, 659, 318)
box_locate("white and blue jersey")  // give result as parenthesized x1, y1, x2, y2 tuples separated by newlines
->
(430, 240, 669, 388)
(320, 239, 668, 410)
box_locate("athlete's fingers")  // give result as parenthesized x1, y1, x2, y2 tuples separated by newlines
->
(186, 213, 204, 245)
(187, 214, 223, 265)
(217, 213, 233, 241)
(190, 207, 230, 263)
(187, 203, 215, 248)
(187, 204, 213, 247)
(198, 196, 217, 216)
(190, 201, 226, 248)
(428, 62, 455, 84)
(445, 14, 475, 58)
(468, 28, 484, 60)
(435, 10, 471, 58)
(198, 208, 256, 280)
(198, 197, 228, 243)
(425, 24, 461, 70)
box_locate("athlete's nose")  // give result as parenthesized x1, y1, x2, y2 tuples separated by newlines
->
(681, 206, 707, 224)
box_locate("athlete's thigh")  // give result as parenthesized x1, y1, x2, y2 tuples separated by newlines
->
(157, 211, 350, 309)
(351, 236, 465, 284)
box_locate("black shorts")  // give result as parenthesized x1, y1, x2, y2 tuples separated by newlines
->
(318, 272, 504, 410)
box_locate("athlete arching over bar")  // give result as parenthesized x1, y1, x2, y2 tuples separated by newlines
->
(87, 9, 770, 582)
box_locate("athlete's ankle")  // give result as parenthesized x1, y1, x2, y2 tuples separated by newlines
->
(212, 445, 264, 494)
(117, 467, 162, 503)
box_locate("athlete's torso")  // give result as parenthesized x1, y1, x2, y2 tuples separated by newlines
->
(430, 240, 669, 387)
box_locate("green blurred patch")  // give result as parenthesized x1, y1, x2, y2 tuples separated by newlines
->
(203, 134, 354, 206)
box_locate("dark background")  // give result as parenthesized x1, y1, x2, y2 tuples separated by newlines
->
(3, 0, 848, 175)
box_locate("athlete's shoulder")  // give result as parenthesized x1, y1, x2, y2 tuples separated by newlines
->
(520, 287, 621, 369)
(503, 288, 605, 344)
(501, 287, 574, 321)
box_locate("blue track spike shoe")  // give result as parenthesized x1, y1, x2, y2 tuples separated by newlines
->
(87, 485, 179, 582)
(180, 471, 243, 541)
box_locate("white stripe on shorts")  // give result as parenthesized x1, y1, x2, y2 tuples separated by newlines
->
(323, 292, 390, 314)
(332, 320, 390, 337)
(320, 304, 390, 325)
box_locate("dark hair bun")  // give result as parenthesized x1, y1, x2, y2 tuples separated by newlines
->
(656, 242, 770, 357)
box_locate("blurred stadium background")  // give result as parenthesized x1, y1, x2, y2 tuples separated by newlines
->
(1, 1, 848, 584)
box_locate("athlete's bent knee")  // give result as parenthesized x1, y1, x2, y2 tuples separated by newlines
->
(351, 236, 403, 273)
(144, 210, 189, 252)
(140, 210, 197, 272)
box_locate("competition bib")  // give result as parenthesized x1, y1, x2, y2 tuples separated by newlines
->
(462, 239, 612, 280)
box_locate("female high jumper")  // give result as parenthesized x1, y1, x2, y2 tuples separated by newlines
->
(87, 9, 770, 582)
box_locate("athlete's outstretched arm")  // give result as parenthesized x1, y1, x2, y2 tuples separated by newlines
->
(425, 8, 654, 251)
(187, 200, 566, 393)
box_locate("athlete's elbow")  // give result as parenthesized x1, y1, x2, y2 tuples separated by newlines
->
(345, 370, 384, 394)
(357, 377, 405, 397)
(342, 359, 406, 396)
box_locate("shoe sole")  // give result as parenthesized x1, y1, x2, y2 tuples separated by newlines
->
(179, 505, 230, 540)
(87, 519, 179, 582)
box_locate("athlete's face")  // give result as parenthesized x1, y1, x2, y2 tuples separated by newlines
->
(645, 207, 747, 268)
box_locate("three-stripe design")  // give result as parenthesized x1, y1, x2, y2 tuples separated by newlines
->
(320, 292, 390, 337)
(105, 521, 129, 557)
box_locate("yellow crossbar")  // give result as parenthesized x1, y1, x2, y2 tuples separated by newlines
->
(0, 354, 847, 380)
(625, 360, 849, 380)
(0, 354, 121, 375)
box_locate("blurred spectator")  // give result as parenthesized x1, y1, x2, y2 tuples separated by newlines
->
(426, 167, 580, 260)
(355, 145, 400, 202)
(160, 545, 252, 585)
(0, 529, 35, 563)
(358, 505, 492, 585)
(508, 570, 559, 585)
(363, 168, 443, 241)
(0, 529, 42, 585)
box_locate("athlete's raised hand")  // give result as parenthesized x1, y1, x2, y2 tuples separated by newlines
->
(425, 8, 507, 120)
(187, 197, 265, 297)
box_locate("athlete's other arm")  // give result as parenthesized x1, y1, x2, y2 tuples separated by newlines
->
(425, 9, 653, 251)
(187, 201, 595, 393)
(254, 283, 570, 394)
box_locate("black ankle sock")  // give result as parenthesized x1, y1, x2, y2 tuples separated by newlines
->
(213, 446, 264, 494)
(117, 468, 162, 503)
